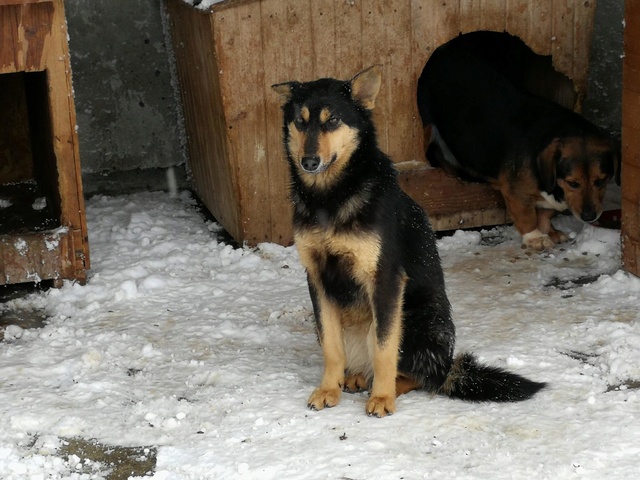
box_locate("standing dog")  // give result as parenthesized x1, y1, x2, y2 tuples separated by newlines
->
(273, 66, 545, 417)
(418, 33, 618, 250)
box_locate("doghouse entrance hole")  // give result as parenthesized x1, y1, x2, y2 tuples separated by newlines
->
(427, 30, 578, 110)
(0, 71, 61, 235)
(419, 31, 578, 168)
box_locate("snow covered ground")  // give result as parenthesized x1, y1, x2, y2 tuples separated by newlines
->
(1, 190, 639, 479)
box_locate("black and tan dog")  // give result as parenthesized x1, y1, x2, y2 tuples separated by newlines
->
(418, 33, 618, 251)
(272, 66, 545, 417)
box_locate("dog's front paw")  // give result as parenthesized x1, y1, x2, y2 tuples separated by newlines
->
(522, 229, 554, 251)
(307, 387, 341, 411)
(366, 395, 396, 418)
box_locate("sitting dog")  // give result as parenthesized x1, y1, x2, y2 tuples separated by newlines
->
(417, 32, 617, 250)
(272, 66, 545, 417)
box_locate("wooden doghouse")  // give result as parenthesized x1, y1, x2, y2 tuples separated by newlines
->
(167, 0, 597, 246)
(0, 0, 89, 286)
(622, 0, 640, 277)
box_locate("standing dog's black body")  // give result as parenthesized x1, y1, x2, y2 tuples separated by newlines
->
(417, 33, 617, 251)
(273, 67, 545, 417)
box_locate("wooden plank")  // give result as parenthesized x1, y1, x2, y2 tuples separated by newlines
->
(361, 0, 390, 153)
(622, 0, 640, 278)
(383, 0, 417, 163)
(551, 0, 574, 86)
(309, 0, 337, 78)
(505, 0, 530, 40)
(480, 0, 507, 32)
(528, 0, 552, 55)
(572, 0, 596, 94)
(0, 4, 20, 72)
(215, 2, 269, 244)
(0, 229, 71, 284)
(397, 167, 507, 229)
(433, 0, 460, 46)
(622, 89, 640, 132)
(410, 0, 438, 164)
(334, 0, 363, 77)
(260, 0, 313, 245)
(168, 0, 241, 241)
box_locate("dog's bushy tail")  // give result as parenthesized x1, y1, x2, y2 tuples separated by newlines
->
(439, 352, 546, 402)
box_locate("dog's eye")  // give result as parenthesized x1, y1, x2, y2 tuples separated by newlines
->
(324, 116, 340, 129)
(293, 115, 305, 128)
(566, 180, 581, 189)
(594, 178, 608, 189)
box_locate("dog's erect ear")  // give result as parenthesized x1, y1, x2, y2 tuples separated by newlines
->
(350, 65, 382, 110)
(537, 139, 561, 192)
(272, 82, 296, 103)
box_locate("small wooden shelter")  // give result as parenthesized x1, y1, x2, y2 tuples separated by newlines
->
(166, 0, 598, 246)
(0, 0, 89, 286)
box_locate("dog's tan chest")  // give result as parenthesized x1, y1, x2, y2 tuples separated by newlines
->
(295, 228, 381, 290)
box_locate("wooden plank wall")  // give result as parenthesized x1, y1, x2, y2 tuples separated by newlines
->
(168, 0, 596, 245)
(621, 0, 640, 277)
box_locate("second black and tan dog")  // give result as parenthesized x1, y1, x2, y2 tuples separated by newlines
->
(418, 32, 618, 250)
(272, 66, 545, 417)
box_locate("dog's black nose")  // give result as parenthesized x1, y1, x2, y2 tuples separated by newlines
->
(581, 207, 598, 223)
(301, 155, 321, 173)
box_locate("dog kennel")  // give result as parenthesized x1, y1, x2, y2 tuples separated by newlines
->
(0, 0, 89, 286)
(166, 0, 598, 246)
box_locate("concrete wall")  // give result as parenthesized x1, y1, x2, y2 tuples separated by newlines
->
(64, 0, 623, 194)
(65, 0, 185, 194)
(582, 0, 625, 138)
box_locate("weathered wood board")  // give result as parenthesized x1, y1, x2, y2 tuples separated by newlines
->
(621, 0, 640, 277)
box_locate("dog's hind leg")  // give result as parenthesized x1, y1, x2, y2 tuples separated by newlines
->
(344, 373, 369, 393)
(396, 375, 422, 396)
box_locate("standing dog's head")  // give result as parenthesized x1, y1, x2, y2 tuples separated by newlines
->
(537, 135, 617, 223)
(272, 66, 382, 190)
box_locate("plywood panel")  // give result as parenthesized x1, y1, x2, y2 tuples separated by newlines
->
(215, 1, 270, 244)
(260, 0, 313, 245)
(167, 0, 240, 240)
(309, 0, 338, 78)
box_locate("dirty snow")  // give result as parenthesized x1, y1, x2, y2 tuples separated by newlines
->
(1, 191, 639, 479)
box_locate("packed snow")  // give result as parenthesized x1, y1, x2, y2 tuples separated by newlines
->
(1, 191, 639, 479)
